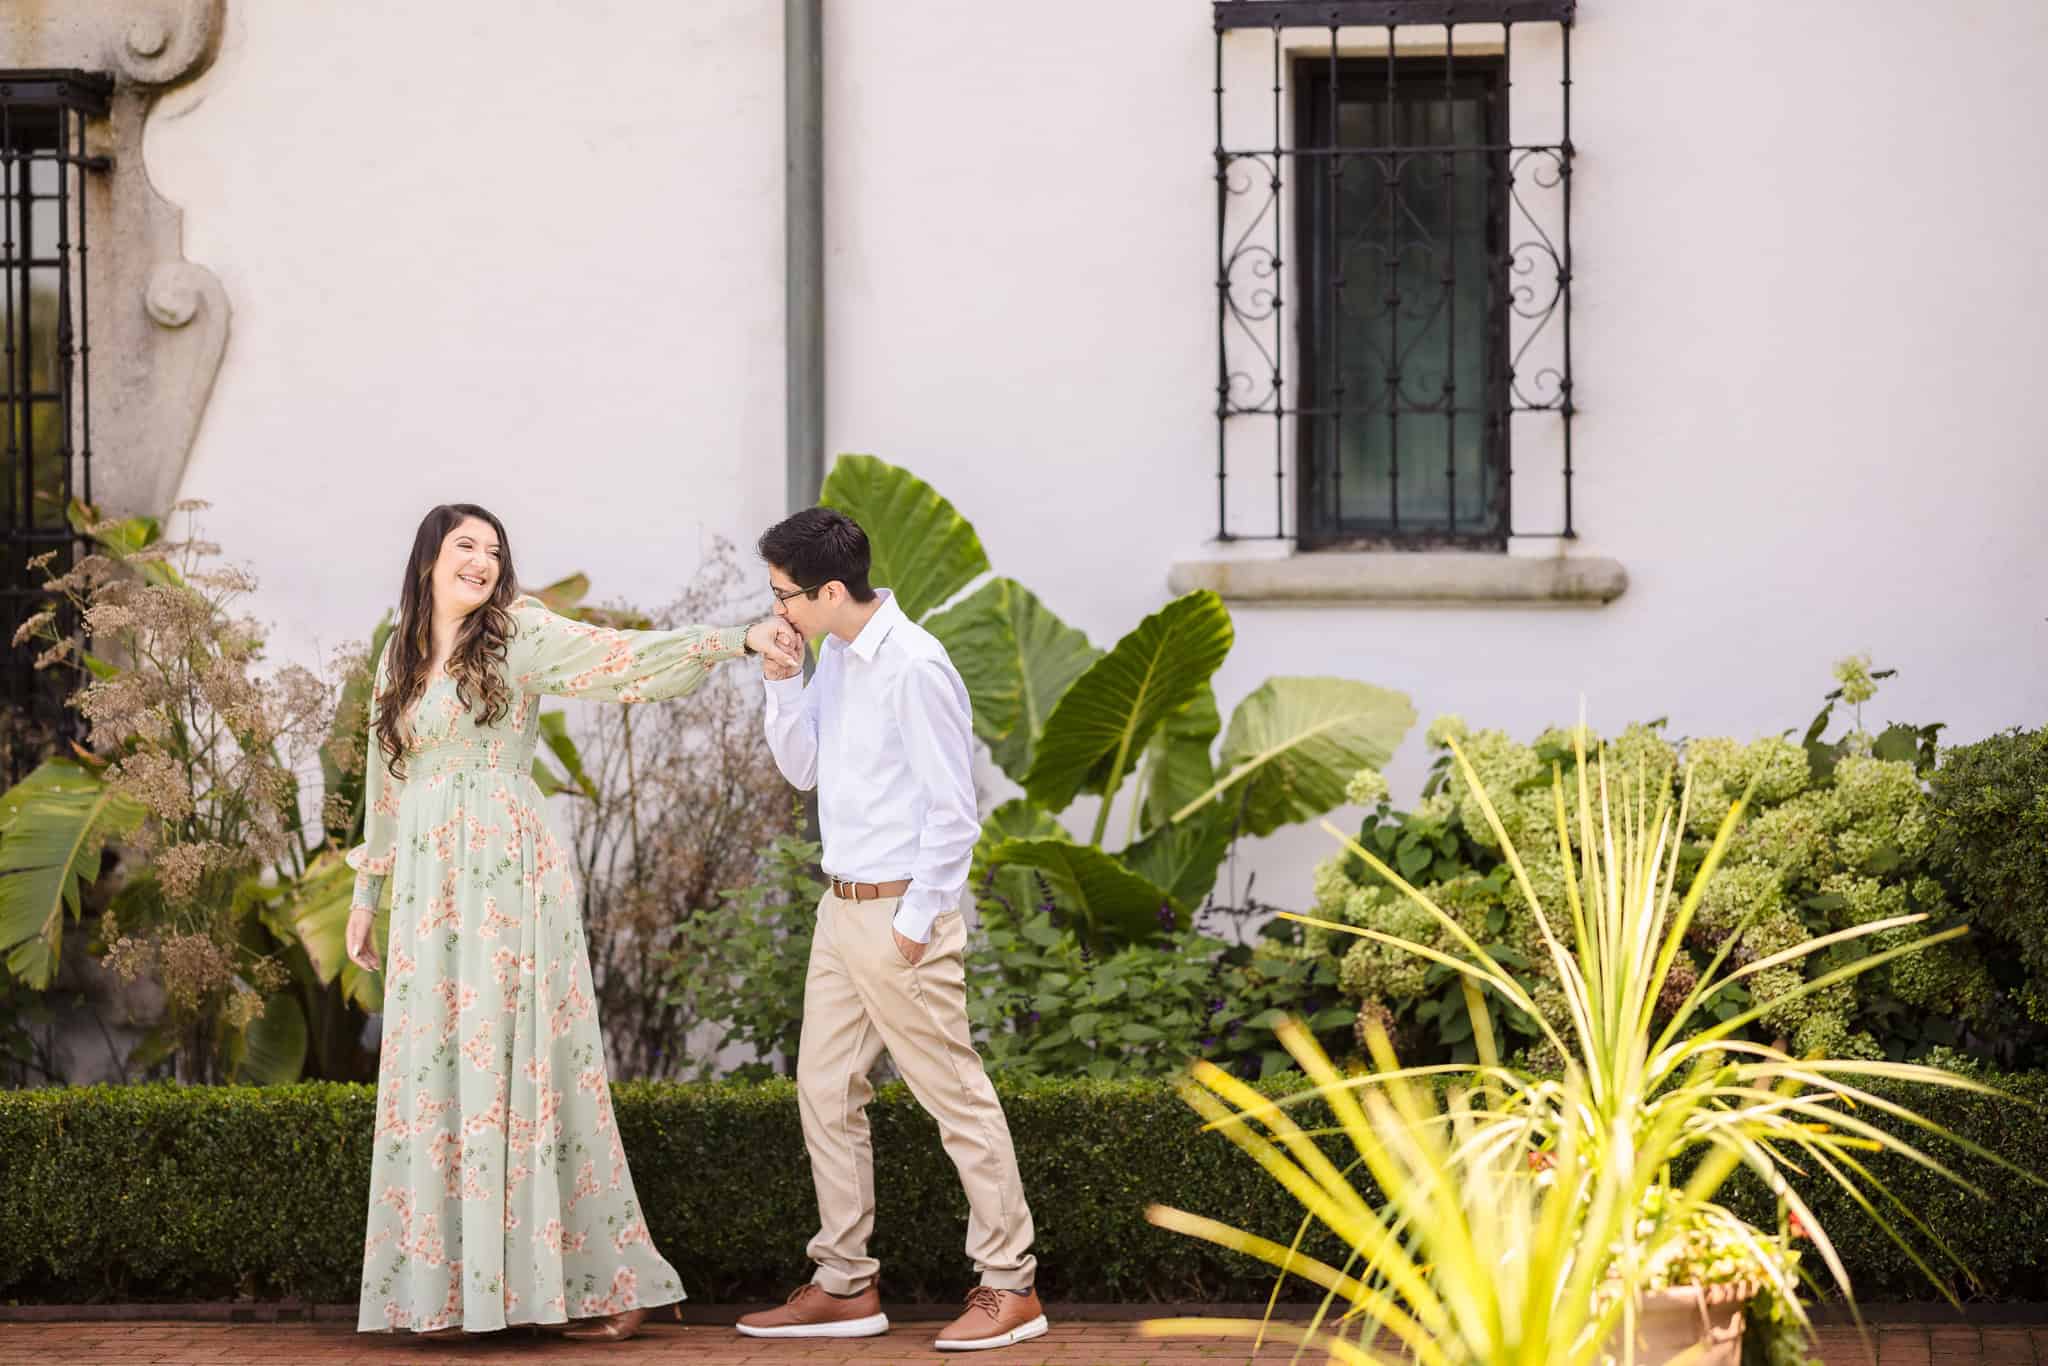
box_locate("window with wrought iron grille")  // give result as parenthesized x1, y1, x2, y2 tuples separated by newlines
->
(1212, 2, 1574, 550)
(2, 71, 110, 776)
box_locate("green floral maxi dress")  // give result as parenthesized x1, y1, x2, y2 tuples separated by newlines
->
(348, 595, 749, 1334)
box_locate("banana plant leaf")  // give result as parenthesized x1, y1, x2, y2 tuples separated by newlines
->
(532, 710, 597, 800)
(0, 760, 146, 987)
(319, 614, 394, 845)
(225, 990, 308, 1085)
(281, 851, 385, 1013)
(68, 498, 184, 588)
(532, 573, 591, 615)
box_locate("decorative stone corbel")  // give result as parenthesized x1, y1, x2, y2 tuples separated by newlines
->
(104, 1, 221, 89)
(3, 0, 229, 517)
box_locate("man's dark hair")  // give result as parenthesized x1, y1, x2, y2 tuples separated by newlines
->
(758, 506, 877, 602)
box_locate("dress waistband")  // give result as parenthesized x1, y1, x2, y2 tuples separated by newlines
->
(407, 744, 534, 779)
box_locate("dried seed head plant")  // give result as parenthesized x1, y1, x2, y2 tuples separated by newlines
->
(15, 503, 340, 1079)
(561, 538, 798, 1078)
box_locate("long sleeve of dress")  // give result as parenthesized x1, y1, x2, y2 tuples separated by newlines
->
(504, 595, 748, 703)
(346, 641, 402, 914)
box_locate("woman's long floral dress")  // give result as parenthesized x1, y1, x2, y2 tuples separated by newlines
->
(348, 595, 748, 1334)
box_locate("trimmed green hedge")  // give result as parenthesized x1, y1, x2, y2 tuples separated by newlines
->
(3, 1072, 2046, 1305)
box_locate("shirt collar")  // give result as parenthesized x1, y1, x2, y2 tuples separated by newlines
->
(845, 589, 903, 662)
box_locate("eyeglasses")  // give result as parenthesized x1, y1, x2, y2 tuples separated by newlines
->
(770, 580, 826, 604)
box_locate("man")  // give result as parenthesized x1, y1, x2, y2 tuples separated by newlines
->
(736, 506, 1045, 1352)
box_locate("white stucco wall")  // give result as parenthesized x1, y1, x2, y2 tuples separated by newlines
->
(132, 1, 2048, 908)
(147, 0, 787, 664)
(823, 0, 2048, 901)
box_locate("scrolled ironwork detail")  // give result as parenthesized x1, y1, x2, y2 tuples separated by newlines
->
(1214, 15, 1576, 546)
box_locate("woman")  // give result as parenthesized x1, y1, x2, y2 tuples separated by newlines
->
(343, 504, 794, 1341)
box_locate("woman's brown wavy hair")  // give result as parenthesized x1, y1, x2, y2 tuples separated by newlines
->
(374, 504, 519, 778)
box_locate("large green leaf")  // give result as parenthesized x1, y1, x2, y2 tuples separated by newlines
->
(69, 498, 183, 587)
(0, 760, 146, 988)
(926, 579, 1022, 750)
(988, 836, 1181, 943)
(1024, 591, 1234, 819)
(1176, 676, 1417, 838)
(929, 577, 1100, 785)
(990, 582, 1100, 785)
(283, 851, 385, 1013)
(528, 574, 655, 629)
(820, 454, 990, 622)
(533, 710, 597, 801)
(1141, 683, 1222, 834)
(1122, 802, 1235, 912)
(320, 615, 394, 846)
(69, 498, 159, 553)
(227, 991, 307, 1085)
(532, 573, 591, 615)
(973, 798, 1065, 919)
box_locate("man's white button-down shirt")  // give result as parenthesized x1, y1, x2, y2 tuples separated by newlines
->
(761, 590, 981, 944)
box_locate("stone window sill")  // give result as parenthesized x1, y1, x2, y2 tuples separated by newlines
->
(1167, 551, 1629, 607)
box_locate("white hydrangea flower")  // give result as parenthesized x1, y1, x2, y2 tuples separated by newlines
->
(1833, 654, 1878, 706)
(1425, 714, 1470, 749)
(1344, 766, 1390, 808)
(1413, 792, 1457, 827)
(1311, 859, 1354, 916)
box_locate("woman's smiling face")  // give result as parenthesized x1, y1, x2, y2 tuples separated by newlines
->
(432, 516, 502, 618)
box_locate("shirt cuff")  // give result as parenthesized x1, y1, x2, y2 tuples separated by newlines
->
(763, 673, 806, 703)
(891, 886, 954, 944)
(712, 625, 750, 661)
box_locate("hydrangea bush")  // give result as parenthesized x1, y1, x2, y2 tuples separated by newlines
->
(1311, 666, 2027, 1067)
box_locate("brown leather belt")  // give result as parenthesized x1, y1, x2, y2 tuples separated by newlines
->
(829, 876, 912, 902)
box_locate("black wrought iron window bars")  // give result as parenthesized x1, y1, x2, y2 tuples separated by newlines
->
(1212, 0, 1575, 548)
(2, 70, 111, 774)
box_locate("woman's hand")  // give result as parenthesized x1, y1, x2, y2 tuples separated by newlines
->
(748, 619, 804, 677)
(345, 905, 381, 972)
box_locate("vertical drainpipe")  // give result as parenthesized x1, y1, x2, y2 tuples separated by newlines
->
(786, 0, 825, 512)
(786, 0, 826, 862)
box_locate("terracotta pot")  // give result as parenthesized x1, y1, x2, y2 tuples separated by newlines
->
(1606, 1283, 1751, 1365)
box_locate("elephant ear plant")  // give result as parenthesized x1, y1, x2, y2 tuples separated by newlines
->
(821, 454, 1415, 946)
(1142, 720, 2034, 1364)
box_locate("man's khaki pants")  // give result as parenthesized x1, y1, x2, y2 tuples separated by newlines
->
(795, 890, 1036, 1295)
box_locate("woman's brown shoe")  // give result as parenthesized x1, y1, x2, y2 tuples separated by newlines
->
(560, 1306, 649, 1342)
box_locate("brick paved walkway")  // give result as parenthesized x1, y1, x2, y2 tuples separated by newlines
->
(2, 1310, 2045, 1366)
